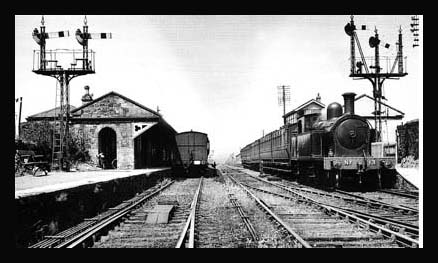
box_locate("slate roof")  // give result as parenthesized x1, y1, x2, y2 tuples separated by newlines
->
(283, 99, 325, 118)
(26, 105, 76, 120)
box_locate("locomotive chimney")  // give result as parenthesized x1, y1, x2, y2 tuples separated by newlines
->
(342, 92, 356, 115)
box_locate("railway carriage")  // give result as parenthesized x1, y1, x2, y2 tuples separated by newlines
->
(241, 92, 397, 189)
(175, 131, 210, 176)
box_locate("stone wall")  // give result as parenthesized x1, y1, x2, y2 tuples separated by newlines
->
(396, 120, 419, 162)
(76, 95, 157, 118)
(20, 121, 135, 169)
(19, 120, 53, 146)
(71, 122, 134, 169)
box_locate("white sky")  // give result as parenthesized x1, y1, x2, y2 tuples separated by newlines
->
(15, 15, 422, 163)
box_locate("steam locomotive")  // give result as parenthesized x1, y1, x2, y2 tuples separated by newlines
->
(240, 92, 396, 189)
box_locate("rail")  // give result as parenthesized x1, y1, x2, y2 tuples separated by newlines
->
(175, 177, 204, 248)
(229, 169, 418, 248)
(29, 180, 174, 248)
(224, 171, 312, 248)
(241, 180, 418, 237)
(335, 189, 418, 214)
(378, 189, 419, 199)
(228, 193, 259, 242)
(231, 165, 418, 215)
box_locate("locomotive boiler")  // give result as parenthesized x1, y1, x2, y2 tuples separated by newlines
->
(240, 93, 396, 189)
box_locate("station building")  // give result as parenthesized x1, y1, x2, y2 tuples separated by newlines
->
(19, 87, 180, 170)
(283, 94, 326, 133)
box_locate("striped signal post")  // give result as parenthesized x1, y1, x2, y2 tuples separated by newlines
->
(75, 16, 112, 70)
(32, 16, 70, 70)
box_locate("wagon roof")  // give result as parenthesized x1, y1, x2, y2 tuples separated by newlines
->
(177, 131, 208, 136)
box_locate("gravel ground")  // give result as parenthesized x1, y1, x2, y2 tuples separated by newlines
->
(219, 173, 296, 248)
(195, 177, 254, 248)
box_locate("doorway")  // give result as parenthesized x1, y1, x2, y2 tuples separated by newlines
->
(98, 127, 117, 169)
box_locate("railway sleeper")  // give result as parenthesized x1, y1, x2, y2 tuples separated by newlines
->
(311, 239, 401, 248)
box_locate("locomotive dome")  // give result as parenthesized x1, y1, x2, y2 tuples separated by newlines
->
(327, 102, 343, 120)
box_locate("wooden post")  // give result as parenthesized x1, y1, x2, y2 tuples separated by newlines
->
(18, 97, 22, 139)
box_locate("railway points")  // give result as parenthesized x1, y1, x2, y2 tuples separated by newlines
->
(221, 165, 418, 248)
(227, 166, 419, 232)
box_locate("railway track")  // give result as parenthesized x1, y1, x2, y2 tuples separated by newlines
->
(182, 175, 301, 248)
(30, 175, 296, 248)
(29, 166, 419, 248)
(277, 181, 419, 228)
(94, 178, 203, 248)
(220, 171, 311, 248)
(31, 178, 205, 248)
(29, 179, 174, 248)
(222, 165, 419, 248)
(231, 166, 419, 232)
(193, 177, 259, 247)
(378, 189, 418, 199)
(273, 178, 419, 213)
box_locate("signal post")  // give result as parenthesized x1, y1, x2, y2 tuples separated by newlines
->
(32, 16, 111, 171)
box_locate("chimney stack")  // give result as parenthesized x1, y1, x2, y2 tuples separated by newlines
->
(81, 85, 93, 104)
(316, 93, 321, 102)
(342, 92, 356, 114)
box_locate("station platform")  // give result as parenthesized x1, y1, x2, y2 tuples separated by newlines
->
(15, 168, 170, 199)
(16, 167, 173, 247)
(396, 165, 421, 189)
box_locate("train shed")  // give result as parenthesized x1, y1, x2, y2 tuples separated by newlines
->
(20, 88, 180, 170)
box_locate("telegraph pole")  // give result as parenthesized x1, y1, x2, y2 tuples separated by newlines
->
(278, 85, 290, 125)
(15, 97, 22, 139)
(19, 97, 22, 138)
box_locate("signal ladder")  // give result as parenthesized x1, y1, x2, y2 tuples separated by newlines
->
(52, 80, 64, 170)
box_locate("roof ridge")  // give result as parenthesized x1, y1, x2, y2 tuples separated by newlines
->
(70, 91, 162, 117)
(27, 104, 77, 119)
(284, 98, 325, 117)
